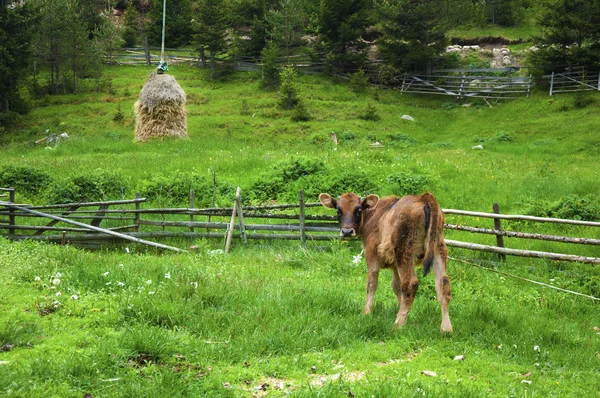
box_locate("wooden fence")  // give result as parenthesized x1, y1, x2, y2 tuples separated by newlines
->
(396, 68, 532, 99)
(546, 68, 600, 95)
(1, 188, 599, 264)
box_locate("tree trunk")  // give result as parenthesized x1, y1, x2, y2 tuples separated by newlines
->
(210, 51, 215, 79)
(143, 35, 151, 66)
(3, 97, 9, 113)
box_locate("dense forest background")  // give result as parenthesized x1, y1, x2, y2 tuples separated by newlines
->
(1, 0, 599, 120)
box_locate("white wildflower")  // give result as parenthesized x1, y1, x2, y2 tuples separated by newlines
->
(106, 282, 112, 286)
(146, 280, 152, 285)
(103, 272, 109, 277)
(118, 263, 124, 267)
(34, 276, 41, 282)
(191, 282, 198, 289)
(534, 345, 540, 352)
(55, 272, 63, 278)
(117, 282, 125, 287)
(148, 291, 156, 295)
(50, 286, 56, 290)
(52, 300, 61, 308)
(56, 292, 62, 296)
(164, 272, 171, 279)
(70, 294, 79, 300)
(52, 278, 61, 286)
(125, 247, 130, 253)
(352, 255, 362, 265)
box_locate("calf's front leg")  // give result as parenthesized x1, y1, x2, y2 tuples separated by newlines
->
(363, 249, 380, 315)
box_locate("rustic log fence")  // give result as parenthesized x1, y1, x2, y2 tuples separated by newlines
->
(1, 187, 599, 264)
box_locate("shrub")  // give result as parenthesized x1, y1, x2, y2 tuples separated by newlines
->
(279, 66, 299, 109)
(524, 195, 599, 221)
(326, 170, 377, 196)
(246, 175, 284, 203)
(260, 41, 280, 91)
(138, 172, 213, 206)
(290, 100, 311, 122)
(47, 170, 128, 204)
(386, 172, 431, 196)
(276, 158, 326, 183)
(349, 68, 369, 93)
(0, 166, 53, 197)
(358, 102, 380, 121)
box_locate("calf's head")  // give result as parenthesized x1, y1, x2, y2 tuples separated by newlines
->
(319, 192, 380, 238)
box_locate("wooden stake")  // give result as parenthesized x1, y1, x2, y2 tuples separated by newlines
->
(299, 190, 306, 247)
(493, 203, 506, 261)
(225, 187, 240, 253)
(189, 189, 195, 233)
(236, 191, 247, 244)
(8, 188, 15, 237)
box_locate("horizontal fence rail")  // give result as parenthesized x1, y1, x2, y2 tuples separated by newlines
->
(1, 188, 598, 264)
(546, 68, 600, 95)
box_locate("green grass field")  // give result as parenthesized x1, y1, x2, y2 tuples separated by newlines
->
(1, 65, 599, 396)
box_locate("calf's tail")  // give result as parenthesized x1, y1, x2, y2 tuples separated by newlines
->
(422, 193, 441, 276)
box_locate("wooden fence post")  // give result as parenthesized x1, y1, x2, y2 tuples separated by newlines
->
(493, 203, 506, 261)
(8, 188, 15, 237)
(225, 187, 240, 253)
(135, 193, 141, 232)
(549, 72, 554, 95)
(236, 191, 247, 244)
(189, 189, 195, 233)
(299, 190, 306, 247)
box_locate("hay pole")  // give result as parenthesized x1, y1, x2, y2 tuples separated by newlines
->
(3, 203, 186, 253)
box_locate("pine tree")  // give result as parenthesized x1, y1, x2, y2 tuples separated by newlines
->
(193, 0, 228, 79)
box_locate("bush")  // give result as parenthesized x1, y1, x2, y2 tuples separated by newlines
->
(279, 66, 299, 109)
(326, 170, 377, 197)
(0, 166, 53, 197)
(260, 42, 280, 91)
(358, 102, 380, 121)
(246, 174, 284, 204)
(349, 68, 369, 93)
(386, 172, 431, 196)
(138, 172, 213, 206)
(276, 158, 326, 183)
(524, 195, 599, 221)
(290, 100, 311, 122)
(47, 170, 128, 204)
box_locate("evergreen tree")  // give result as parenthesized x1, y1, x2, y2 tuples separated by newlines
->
(377, 0, 449, 74)
(148, 0, 193, 48)
(266, 0, 303, 62)
(318, 0, 371, 71)
(260, 40, 280, 90)
(530, 0, 600, 75)
(193, 0, 228, 79)
(0, 0, 35, 114)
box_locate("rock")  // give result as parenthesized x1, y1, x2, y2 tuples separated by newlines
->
(453, 355, 465, 361)
(401, 115, 415, 121)
(421, 370, 437, 377)
(502, 56, 512, 66)
(529, 46, 539, 52)
(472, 145, 484, 150)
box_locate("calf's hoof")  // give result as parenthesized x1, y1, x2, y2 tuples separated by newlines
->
(441, 321, 453, 334)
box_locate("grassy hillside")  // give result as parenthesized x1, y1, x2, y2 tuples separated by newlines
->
(1, 66, 599, 397)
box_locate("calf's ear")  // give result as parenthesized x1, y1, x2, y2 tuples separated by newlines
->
(319, 193, 337, 209)
(362, 194, 379, 210)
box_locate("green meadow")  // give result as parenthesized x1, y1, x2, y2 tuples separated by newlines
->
(1, 65, 599, 396)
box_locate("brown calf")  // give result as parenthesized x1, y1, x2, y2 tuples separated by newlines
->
(319, 192, 452, 333)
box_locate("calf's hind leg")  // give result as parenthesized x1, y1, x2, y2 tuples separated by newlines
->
(393, 253, 419, 330)
(432, 247, 453, 333)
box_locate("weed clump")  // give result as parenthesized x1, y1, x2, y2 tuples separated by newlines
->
(523, 195, 599, 221)
(386, 172, 431, 196)
(47, 170, 128, 204)
(139, 172, 214, 207)
(0, 165, 53, 197)
(290, 100, 311, 122)
(349, 68, 369, 93)
(358, 102, 380, 121)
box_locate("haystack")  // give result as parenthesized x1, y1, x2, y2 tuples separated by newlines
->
(134, 72, 188, 142)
